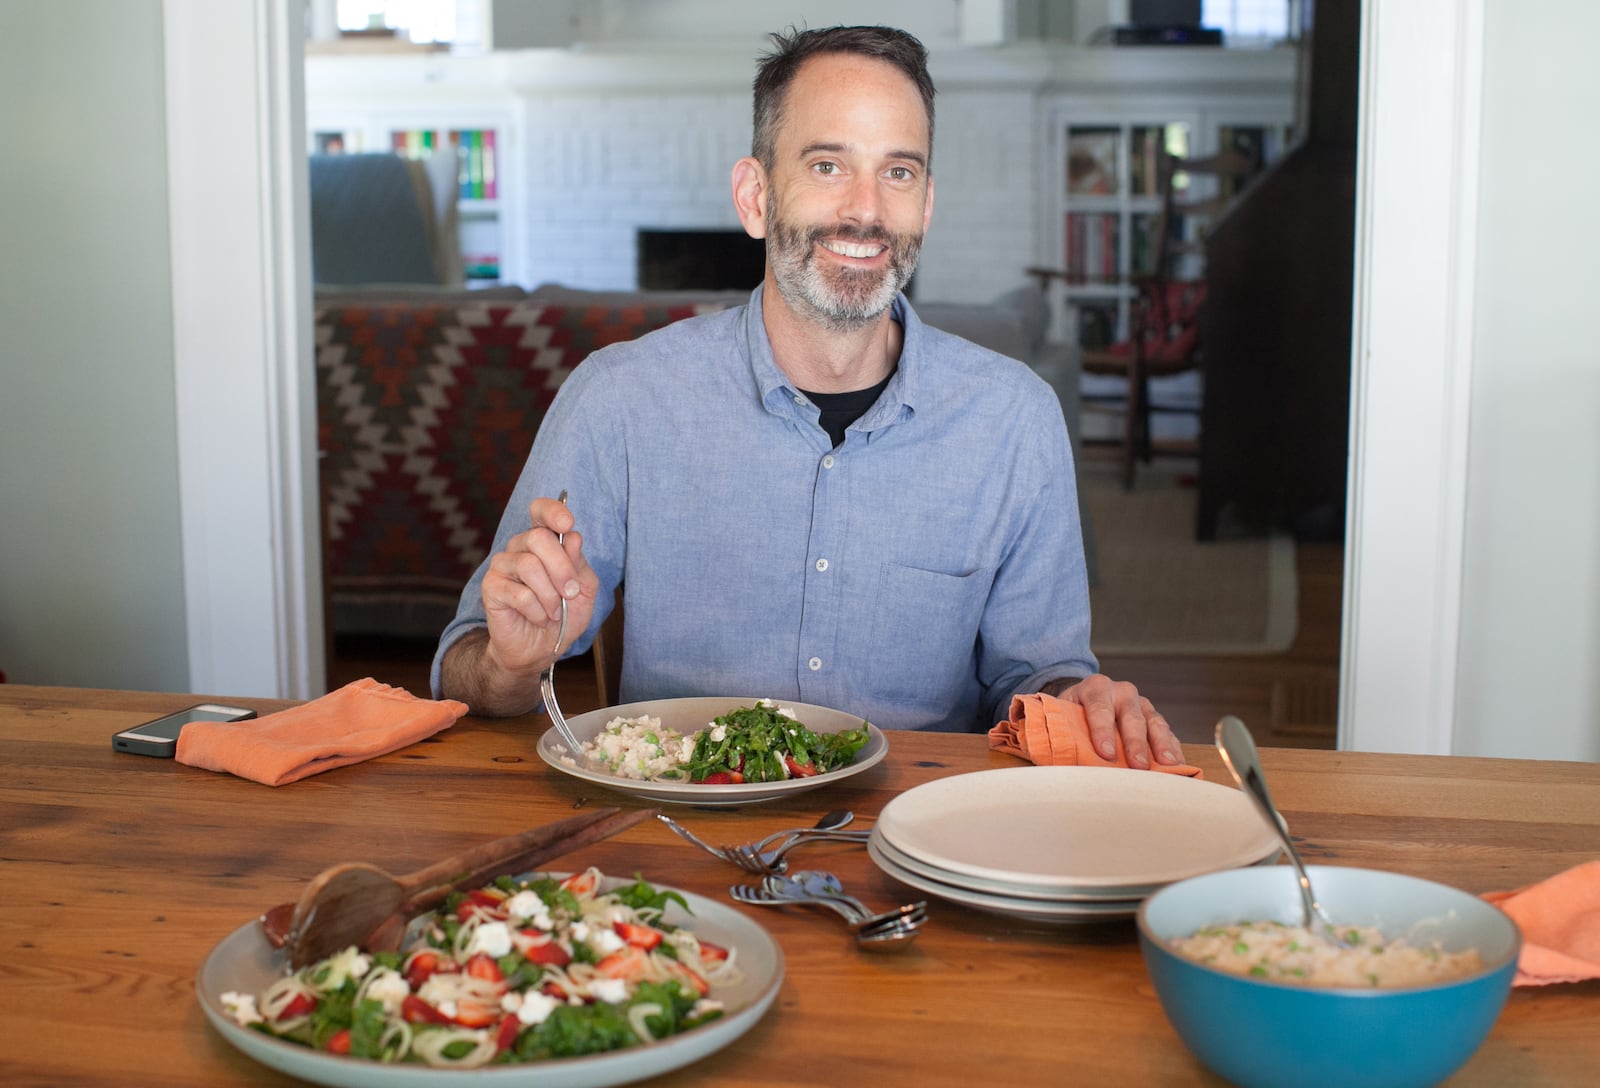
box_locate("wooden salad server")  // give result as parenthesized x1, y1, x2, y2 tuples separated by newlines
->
(261, 806, 657, 967)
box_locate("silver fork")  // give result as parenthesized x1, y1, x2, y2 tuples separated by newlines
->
(539, 490, 584, 753)
(725, 829, 874, 874)
(656, 812, 741, 864)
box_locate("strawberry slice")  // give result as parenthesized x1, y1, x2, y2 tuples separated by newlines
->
(783, 755, 818, 777)
(455, 888, 507, 922)
(697, 939, 730, 963)
(494, 1015, 522, 1054)
(401, 995, 451, 1024)
(663, 958, 710, 997)
(452, 998, 498, 1028)
(514, 929, 572, 965)
(699, 770, 744, 785)
(613, 920, 664, 950)
(594, 945, 650, 982)
(465, 952, 506, 991)
(559, 870, 599, 897)
(403, 950, 453, 989)
(274, 991, 318, 1020)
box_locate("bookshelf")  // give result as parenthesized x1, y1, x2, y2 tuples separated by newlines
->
(1045, 101, 1295, 349)
(308, 116, 513, 286)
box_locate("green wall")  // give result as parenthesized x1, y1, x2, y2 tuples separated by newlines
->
(0, 0, 190, 691)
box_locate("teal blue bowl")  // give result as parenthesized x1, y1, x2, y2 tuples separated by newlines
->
(1138, 865, 1520, 1088)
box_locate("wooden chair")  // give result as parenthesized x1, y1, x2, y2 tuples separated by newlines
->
(1080, 277, 1207, 489)
(1076, 145, 1255, 488)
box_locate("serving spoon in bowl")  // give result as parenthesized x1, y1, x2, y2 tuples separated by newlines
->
(1215, 715, 1353, 948)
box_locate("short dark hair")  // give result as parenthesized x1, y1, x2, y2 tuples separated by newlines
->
(751, 25, 936, 171)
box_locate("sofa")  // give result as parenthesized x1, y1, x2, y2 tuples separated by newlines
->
(314, 282, 1085, 638)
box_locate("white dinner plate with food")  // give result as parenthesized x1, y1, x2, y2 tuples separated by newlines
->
(197, 875, 784, 1088)
(536, 697, 888, 806)
(867, 837, 1142, 925)
(874, 766, 1280, 892)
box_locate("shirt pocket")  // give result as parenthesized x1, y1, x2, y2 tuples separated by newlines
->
(867, 561, 992, 708)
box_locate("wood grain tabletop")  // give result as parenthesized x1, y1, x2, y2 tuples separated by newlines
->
(2, 684, 1596, 1086)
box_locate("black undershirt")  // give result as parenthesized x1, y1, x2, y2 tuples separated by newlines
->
(800, 372, 894, 448)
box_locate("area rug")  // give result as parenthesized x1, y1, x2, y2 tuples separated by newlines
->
(1080, 458, 1298, 655)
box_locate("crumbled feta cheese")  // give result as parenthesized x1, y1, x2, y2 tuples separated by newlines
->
(505, 890, 553, 929)
(364, 970, 410, 1014)
(570, 921, 590, 942)
(221, 991, 262, 1026)
(515, 989, 562, 1025)
(587, 926, 625, 956)
(588, 977, 629, 1004)
(468, 920, 513, 958)
(326, 946, 371, 981)
(709, 723, 727, 742)
(417, 976, 457, 1008)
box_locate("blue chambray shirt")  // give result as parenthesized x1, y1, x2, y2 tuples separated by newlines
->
(432, 287, 1096, 732)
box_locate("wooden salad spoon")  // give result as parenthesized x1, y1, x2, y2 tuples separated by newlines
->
(262, 806, 657, 967)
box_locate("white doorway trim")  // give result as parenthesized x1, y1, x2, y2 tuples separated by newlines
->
(164, 0, 323, 699)
(161, 1, 1486, 746)
(1340, 0, 1483, 753)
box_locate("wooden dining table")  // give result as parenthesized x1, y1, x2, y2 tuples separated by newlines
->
(3, 683, 1597, 1086)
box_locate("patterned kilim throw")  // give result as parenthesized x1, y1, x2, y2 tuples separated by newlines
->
(316, 301, 726, 618)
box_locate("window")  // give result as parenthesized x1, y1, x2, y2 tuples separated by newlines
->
(333, 0, 483, 50)
(1201, 0, 1301, 45)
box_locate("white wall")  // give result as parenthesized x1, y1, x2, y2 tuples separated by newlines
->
(1454, 3, 1600, 761)
(0, 1, 191, 693)
(306, 40, 1292, 303)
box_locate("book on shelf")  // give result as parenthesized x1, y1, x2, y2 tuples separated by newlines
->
(387, 128, 499, 201)
(1065, 212, 1121, 283)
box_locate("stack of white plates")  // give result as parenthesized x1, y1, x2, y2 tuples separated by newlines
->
(868, 765, 1280, 924)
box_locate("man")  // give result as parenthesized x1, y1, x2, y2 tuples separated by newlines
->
(434, 25, 1184, 768)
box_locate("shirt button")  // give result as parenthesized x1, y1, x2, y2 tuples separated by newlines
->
(815, 558, 829, 572)
(808, 657, 822, 672)
(821, 455, 835, 469)
(794, 394, 807, 406)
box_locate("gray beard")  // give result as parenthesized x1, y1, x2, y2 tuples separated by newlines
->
(766, 215, 922, 332)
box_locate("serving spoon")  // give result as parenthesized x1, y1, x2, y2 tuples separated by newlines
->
(1215, 715, 1352, 948)
(267, 807, 656, 967)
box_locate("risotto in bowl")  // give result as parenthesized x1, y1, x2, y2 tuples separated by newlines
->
(1138, 865, 1520, 1088)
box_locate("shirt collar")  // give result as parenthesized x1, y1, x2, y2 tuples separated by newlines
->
(743, 288, 922, 430)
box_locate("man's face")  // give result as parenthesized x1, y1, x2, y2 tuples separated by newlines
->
(761, 53, 933, 330)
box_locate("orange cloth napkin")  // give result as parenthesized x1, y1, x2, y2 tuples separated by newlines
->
(989, 692, 1202, 777)
(175, 678, 467, 786)
(1482, 860, 1600, 986)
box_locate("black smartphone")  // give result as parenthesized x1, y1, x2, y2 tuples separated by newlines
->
(111, 703, 257, 757)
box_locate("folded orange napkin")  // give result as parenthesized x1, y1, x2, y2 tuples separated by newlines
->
(175, 678, 467, 786)
(989, 692, 1202, 777)
(1482, 860, 1600, 986)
